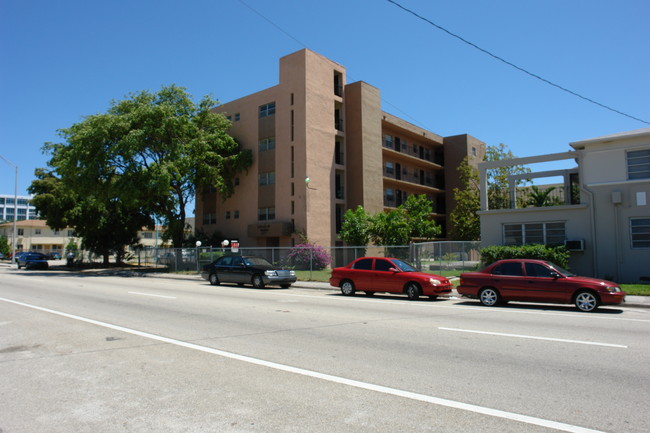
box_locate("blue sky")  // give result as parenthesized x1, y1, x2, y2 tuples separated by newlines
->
(1, 0, 649, 203)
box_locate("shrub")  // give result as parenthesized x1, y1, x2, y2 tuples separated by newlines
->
(285, 243, 332, 270)
(480, 244, 570, 269)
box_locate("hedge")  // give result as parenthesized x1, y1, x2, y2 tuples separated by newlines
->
(480, 245, 570, 269)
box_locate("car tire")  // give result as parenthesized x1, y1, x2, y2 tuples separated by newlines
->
(209, 273, 220, 286)
(340, 280, 355, 296)
(479, 287, 500, 306)
(406, 283, 420, 300)
(575, 290, 599, 312)
(252, 274, 265, 289)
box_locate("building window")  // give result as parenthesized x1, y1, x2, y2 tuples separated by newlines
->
(234, 210, 239, 219)
(472, 147, 477, 156)
(631, 218, 650, 249)
(143, 232, 153, 239)
(258, 207, 275, 221)
(203, 213, 216, 225)
(258, 172, 275, 186)
(18, 228, 24, 236)
(234, 113, 240, 121)
(503, 222, 566, 246)
(384, 135, 393, 149)
(291, 182, 295, 196)
(385, 162, 394, 175)
(627, 149, 650, 180)
(259, 102, 276, 118)
(67, 230, 74, 237)
(258, 137, 276, 152)
(226, 211, 231, 220)
(35, 229, 41, 235)
(291, 201, 295, 215)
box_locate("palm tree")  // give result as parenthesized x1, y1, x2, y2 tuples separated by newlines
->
(526, 185, 561, 207)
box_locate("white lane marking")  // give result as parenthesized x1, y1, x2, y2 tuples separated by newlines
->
(0, 296, 606, 433)
(128, 291, 176, 299)
(439, 327, 628, 349)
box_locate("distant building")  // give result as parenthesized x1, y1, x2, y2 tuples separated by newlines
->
(0, 219, 76, 255)
(478, 128, 650, 283)
(195, 49, 485, 249)
(0, 194, 37, 222)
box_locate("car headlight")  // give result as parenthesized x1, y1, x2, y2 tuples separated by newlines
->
(265, 270, 277, 277)
(604, 286, 621, 293)
(289, 270, 296, 276)
(429, 278, 441, 286)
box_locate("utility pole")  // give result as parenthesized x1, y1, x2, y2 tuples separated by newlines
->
(0, 155, 18, 265)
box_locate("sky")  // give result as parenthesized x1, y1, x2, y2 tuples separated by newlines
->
(1, 0, 649, 204)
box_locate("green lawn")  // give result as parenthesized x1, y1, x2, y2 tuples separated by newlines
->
(620, 284, 650, 296)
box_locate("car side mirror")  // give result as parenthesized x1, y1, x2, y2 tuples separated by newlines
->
(388, 267, 399, 273)
(550, 272, 561, 279)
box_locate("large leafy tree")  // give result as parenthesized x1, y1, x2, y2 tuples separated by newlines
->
(31, 85, 252, 256)
(449, 158, 481, 241)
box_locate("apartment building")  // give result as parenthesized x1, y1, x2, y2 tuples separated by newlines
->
(195, 49, 485, 248)
(0, 194, 37, 222)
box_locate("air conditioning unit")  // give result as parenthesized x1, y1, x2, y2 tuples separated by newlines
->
(564, 239, 585, 251)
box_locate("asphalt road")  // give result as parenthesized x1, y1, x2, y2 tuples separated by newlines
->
(1, 267, 649, 433)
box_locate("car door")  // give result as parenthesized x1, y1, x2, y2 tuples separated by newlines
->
(372, 258, 399, 292)
(215, 256, 233, 283)
(229, 256, 248, 284)
(350, 258, 374, 290)
(490, 261, 526, 300)
(523, 262, 567, 303)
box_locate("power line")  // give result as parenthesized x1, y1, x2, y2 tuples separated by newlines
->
(386, 0, 649, 125)
(236, 0, 429, 128)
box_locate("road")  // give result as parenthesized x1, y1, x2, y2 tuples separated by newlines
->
(1, 267, 649, 433)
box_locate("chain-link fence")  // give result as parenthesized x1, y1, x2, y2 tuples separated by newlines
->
(126, 241, 481, 276)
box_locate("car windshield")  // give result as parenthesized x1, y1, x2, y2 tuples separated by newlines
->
(243, 257, 273, 267)
(546, 262, 576, 277)
(390, 259, 416, 272)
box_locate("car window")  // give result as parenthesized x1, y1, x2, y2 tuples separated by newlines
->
(217, 256, 232, 266)
(374, 259, 394, 272)
(352, 258, 373, 270)
(231, 256, 244, 266)
(525, 263, 554, 278)
(492, 262, 523, 276)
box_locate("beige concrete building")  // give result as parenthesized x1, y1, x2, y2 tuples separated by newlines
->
(478, 128, 650, 283)
(196, 49, 485, 248)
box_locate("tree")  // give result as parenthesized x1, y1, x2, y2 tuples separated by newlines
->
(368, 210, 411, 246)
(449, 158, 481, 240)
(525, 185, 562, 207)
(401, 194, 441, 240)
(31, 85, 253, 254)
(29, 168, 150, 265)
(338, 206, 372, 247)
(0, 234, 10, 257)
(486, 143, 531, 210)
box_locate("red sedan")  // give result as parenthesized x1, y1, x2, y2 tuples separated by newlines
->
(329, 257, 452, 300)
(457, 259, 626, 312)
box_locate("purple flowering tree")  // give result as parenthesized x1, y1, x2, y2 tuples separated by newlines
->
(285, 243, 332, 270)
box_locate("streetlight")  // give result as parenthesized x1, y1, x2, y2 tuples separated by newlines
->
(195, 240, 202, 272)
(0, 155, 18, 265)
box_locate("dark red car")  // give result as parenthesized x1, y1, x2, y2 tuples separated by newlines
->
(329, 257, 452, 300)
(457, 259, 626, 312)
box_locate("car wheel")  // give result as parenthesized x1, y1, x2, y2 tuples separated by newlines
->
(479, 287, 500, 306)
(209, 273, 220, 286)
(405, 283, 420, 300)
(575, 290, 599, 312)
(340, 280, 355, 296)
(252, 274, 265, 289)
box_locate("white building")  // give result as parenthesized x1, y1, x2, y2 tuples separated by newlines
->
(478, 128, 650, 283)
(0, 194, 38, 222)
